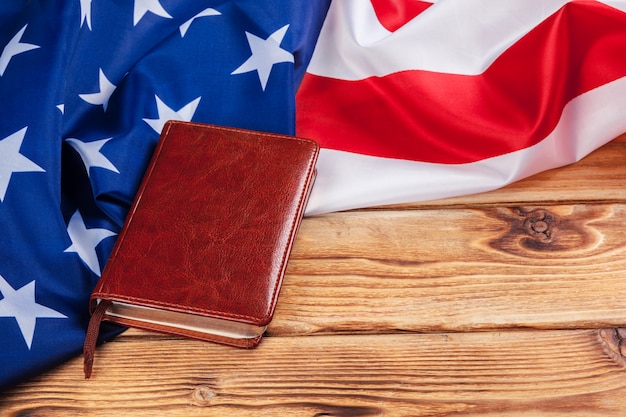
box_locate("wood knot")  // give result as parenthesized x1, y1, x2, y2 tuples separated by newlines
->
(191, 385, 216, 406)
(523, 209, 555, 241)
(484, 206, 607, 259)
(598, 328, 626, 366)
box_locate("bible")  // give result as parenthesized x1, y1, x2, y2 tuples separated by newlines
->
(83, 121, 319, 378)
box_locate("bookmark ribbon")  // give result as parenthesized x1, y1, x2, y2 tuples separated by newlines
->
(83, 300, 112, 379)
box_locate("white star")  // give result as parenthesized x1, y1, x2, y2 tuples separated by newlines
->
(0, 275, 67, 349)
(80, 0, 93, 30)
(134, 0, 172, 26)
(64, 210, 117, 276)
(231, 24, 294, 91)
(0, 24, 40, 76)
(143, 95, 201, 134)
(57, 104, 65, 114)
(179, 8, 221, 37)
(79, 68, 117, 111)
(0, 127, 45, 202)
(66, 137, 120, 177)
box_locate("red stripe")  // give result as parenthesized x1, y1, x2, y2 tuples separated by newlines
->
(370, 0, 433, 32)
(296, 2, 626, 164)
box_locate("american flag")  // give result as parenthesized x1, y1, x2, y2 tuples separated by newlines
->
(298, 0, 626, 214)
(0, 0, 329, 390)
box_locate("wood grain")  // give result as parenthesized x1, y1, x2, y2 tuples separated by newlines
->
(3, 136, 626, 415)
(272, 203, 626, 335)
(2, 329, 625, 416)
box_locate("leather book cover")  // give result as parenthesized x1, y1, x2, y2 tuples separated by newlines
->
(84, 121, 319, 377)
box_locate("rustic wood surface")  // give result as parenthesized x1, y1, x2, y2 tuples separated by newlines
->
(1, 134, 625, 416)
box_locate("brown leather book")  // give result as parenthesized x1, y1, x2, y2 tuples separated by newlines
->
(83, 121, 319, 378)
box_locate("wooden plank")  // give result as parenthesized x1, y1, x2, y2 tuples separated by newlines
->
(4, 134, 625, 413)
(2, 329, 625, 416)
(383, 133, 626, 209)
(270, 203, 626, 335)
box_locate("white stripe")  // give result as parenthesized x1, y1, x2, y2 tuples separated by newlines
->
(304, 75, 626, 215)
(600, 1, 626, 12)
(307, 0, 623, 80)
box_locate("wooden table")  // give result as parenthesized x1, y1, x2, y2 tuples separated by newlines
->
(2, 134, 626, 416)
